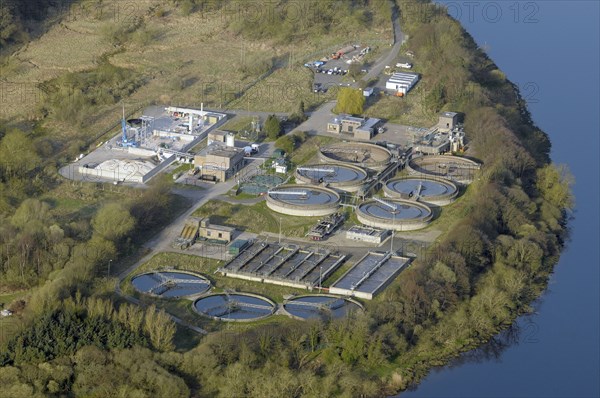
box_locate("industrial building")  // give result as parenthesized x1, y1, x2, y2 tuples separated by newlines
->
(173, 217, 235, 249)
(198, 217, 235, 243)
(194, 142, 245, 182)
(73, 104, 227, 184)
(207, 130, 230, 145)
(438, 111, 460, 131)
(346, 226, 390, 244)
(385, 72, 419, 95)
(326, 114, 382, 140)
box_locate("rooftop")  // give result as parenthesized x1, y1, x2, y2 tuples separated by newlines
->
(199, 142, 243, 159)
(204, 223, 235, 233)
(330, 114, 365, 125)
(441, 111, 458, 118)
(359, 117, 381, 130)
(209, 130, 229, 137)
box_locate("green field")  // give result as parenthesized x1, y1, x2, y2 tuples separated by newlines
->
(192, 200, 319, 238)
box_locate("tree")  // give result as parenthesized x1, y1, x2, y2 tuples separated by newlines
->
(10, 199, 52, 229)
(91, 203, 135, 242)
(335, 87, 365, 115)
(536, 164, 574, 210)
(275, 135, 295, 155)
(264, 115, 282, 140)
(349, 63, 363, 80)
(144, 305, 176, 352)
(0, 130, 40, 178)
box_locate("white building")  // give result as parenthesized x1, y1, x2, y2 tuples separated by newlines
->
(386, 72, 419, 95)
(274, 158, 288, 174)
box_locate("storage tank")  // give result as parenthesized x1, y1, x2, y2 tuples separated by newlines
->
(226, 133, 235, 147)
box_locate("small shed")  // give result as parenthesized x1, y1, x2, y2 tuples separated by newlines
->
(274, 158, 288, 174)
(229, 239, 250, 255)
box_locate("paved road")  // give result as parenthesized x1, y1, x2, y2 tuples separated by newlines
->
(114, 176, 238, 334)
(362, 3, 404, 83)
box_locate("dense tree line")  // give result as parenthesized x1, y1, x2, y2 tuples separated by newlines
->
(1, 296, 176, 368)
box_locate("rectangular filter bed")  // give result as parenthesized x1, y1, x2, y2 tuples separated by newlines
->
(329, 252, 411, 300)
(218, 242, 345, 289)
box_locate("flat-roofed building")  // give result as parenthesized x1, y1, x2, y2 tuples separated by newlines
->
(438, 111, 459, 131)
(194, 142, 245, 182)
(198, 217, 235, 242)
(385, 72, 419, 95)
(207, 130, 228, 145)
(327, 114, 381, 140)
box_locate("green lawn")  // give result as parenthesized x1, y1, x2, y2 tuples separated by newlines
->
(167, 162, 195, 178)
(0, 290, 28, 306)
(192, 200, 319, 238)
(289, 135, 337, 166)
(220, 116, 255, 133)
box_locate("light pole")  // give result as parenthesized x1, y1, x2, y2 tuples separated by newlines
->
(390, 211, 395, 254)
(107, 259, 112, 278)
(319, 266, 323, 292)
(279, 217, 282, 244)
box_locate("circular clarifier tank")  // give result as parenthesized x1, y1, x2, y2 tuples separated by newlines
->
(131, 271, 211, 298)
(319, 142, 392, 171)
(266, 184, 341, 216)
(384, 176, 458, 206)
(295, 164, 368, 192)
(357, 198, 433, 231)
(283, 295, 363, 320)
(193, 293, 276, 322)
(408, 155, 481, 184)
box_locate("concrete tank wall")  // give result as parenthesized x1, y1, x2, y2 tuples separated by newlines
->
(266, 185, 341, 217)
(319, 143, 392, 171)
(407, 154, 481, 185)
(356, 200, 433, 231)
(383, 176, 459, 206)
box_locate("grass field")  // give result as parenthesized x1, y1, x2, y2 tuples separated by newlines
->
(220, 116, 255, 133)
(289, 135, 337, 166)
(192, 200, 319, 238)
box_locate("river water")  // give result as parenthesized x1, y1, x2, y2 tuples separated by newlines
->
(401, 1, 600, 397)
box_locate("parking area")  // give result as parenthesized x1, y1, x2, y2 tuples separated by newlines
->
(305, 45, 372, 92)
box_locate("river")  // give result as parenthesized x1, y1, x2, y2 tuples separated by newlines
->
(400, 1, 600, 397)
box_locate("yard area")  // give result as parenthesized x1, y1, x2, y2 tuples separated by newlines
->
(192, 200, 319, 238)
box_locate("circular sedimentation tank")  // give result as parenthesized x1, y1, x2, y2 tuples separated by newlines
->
(408, 155, 480, 184)
(319, 142, 392, 171)
(357, 198, 433, 231)
(266, 184, 341, 216)
(131, 271, 211, 298)
(283, 295, 362, 320)
(193, 293, 276, 322)
(384, 176, 459, 206)
(295, 163, 368, 192)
